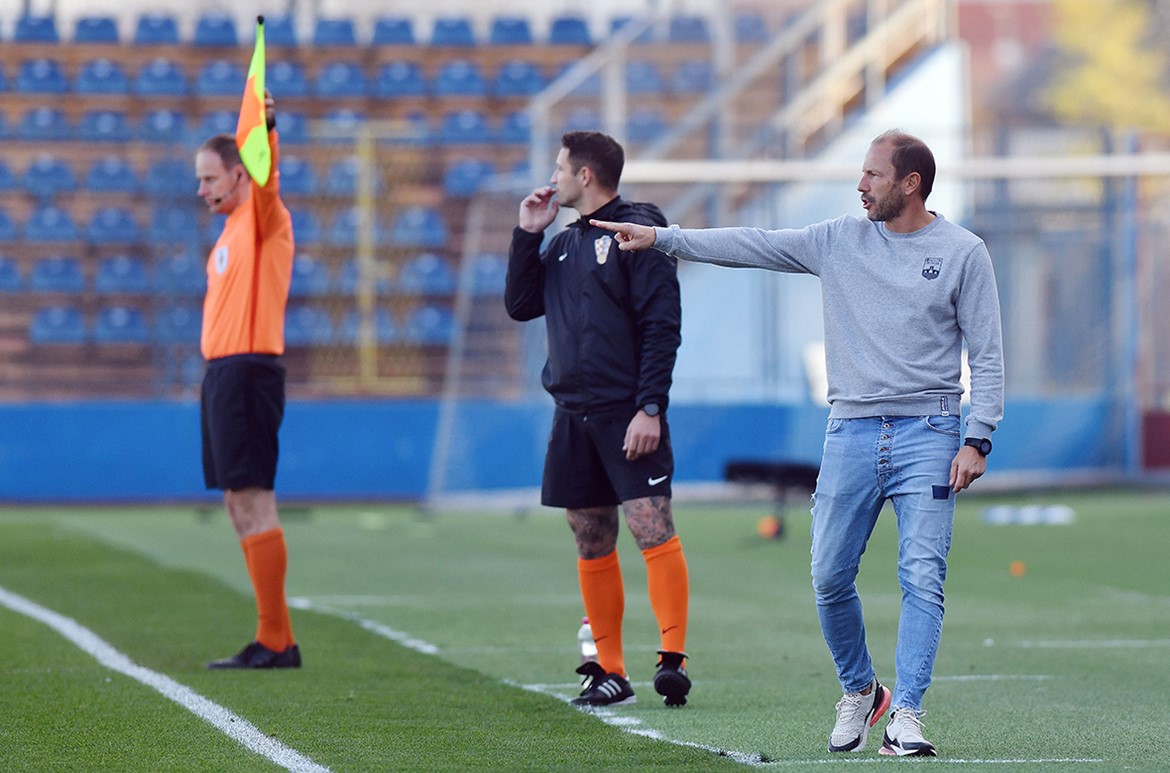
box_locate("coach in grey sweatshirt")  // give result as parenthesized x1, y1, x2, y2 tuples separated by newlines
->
(593, 130, 1004, 758)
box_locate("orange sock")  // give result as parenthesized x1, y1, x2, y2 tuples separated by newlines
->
(578, 551, 625, 676)
(242, 528, 294, 652)
(643, 535, 689, 656)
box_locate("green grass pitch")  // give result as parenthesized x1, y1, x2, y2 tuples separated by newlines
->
(1, 489, 1168, 771)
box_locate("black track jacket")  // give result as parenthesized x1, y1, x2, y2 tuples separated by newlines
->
(505, 195, 681, 416)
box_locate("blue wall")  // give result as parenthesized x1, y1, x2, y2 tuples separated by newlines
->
(0, 397, 1120, 502)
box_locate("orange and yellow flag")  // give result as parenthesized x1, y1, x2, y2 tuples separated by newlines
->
(235, 16, 270, 186)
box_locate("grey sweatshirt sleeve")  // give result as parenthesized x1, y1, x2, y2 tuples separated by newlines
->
(653, 224, 827, 275)
(957, 242, 1004, 439)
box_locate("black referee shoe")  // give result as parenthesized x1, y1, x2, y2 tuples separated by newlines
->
(570, 661, 636, 707)
(207, 641, 301, 669)
(653, 650, 691, 707)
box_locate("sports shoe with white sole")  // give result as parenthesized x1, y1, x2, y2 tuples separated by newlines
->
(828, 679, 890, 752)
(570, 661, 636, 707)
(879, 708, 937, 757)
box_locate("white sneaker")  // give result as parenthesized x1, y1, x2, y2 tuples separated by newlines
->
(828, 679, 890, 752)
(879, 708, 938, 757)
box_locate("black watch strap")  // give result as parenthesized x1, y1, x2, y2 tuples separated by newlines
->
(964, 437, 992, 457)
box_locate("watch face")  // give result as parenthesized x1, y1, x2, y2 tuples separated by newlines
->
(642, 403, 659, 417)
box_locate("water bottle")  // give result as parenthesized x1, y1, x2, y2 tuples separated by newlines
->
(577, 617, 598, 664)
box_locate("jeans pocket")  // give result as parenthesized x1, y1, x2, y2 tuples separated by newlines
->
(826, 418, 847, 434)
(921, 414, 960, 436)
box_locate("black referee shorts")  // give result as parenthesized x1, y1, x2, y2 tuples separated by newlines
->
(201, 354, 285, 491)
(541, 407, 673, 509)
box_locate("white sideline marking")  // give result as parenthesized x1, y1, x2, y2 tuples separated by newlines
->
(0, 585, 331, 773)
(289, 597, 439, 655)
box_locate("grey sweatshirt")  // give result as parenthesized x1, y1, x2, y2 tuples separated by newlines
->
(655, 214, 1004, 439)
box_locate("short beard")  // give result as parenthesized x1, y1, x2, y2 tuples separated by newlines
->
(867, 190, 907, 222)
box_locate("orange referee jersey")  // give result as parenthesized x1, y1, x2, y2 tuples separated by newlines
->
(200, 131, 294, 360)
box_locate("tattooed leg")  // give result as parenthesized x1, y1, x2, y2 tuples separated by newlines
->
(621, 496, 676, 550)
(566, 506, 620, 559)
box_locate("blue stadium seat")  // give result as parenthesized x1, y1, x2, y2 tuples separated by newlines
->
(134, 14, 180, 45)
(403, 303, 454, 345)
(22, 155, 76, 199)
(75, 58, 130, 94)
(136, 59, 188, 97)
(198, 110, 237, 137)
(149, 206, 201, 245)
(340, 308, 398, 344)
(0, 256, 23, 292)
(315, 61, 368, 98)
(204, 213, 226, 247)
(278, 156, 316, 195)
(196, 60, 245, 96)
(439, 110, 491, 144)
(320, 109, 366, 143)
(30, 256, 85, 293)
(155, 251, 205, 295)
(374, 61, 427, 98)
(268, 61, 309, 98)
(389, 112, 433, 145)
(553, 62, 600, 96)
(442, 158, 495, 197)
(143, 159, 191, 198)
(154, 304, 202, 343)
(86, 207, 140, 245)
(672, 59, 714, 94)
(0, 209, 16, 242)
(549, 16, 592, 46)
(626, 60, 666, 93)
(85, 157, 139, 193)
(288, 208, 322, 245)
(30, 306, 87, 344)
(489, 17, 533, 45)
(431, 17, 475, 46)
(78, 110, 132, 142)
(434, 59, 486, 96)
(469, 252, 507, 296)
(373, 17, 415, 45)
(496, 111, 531, 145)
(326, 207, 384, 247)
(313, 18, 357, 46)
(289, 254, 331, 297)
(336, 260, 392, 295)
(264, 16, 297, 47)
(20, 108, 73, 141)
(396, 253, 456, 296)
(139, 109, 186, 143)
(324, 157, 358, 196)
(628, 109, 667, 143)
(0, 161, 15, 191)
(734, 12, 769, 43)
(611, 16, 655, 44)
(95, 255, 151, 294)
(26, 207, 79, 242)
(390, 206, 447, 249)
(0, 66, 8, 94)
(284, 305, 335, 346)
(94, 306, 150, 344)
(74, 16, 120, 43)
(16, 59, 68, 94)
(493, 60, 544, 96)
(561, 107, 599, 134)
(275, 111, 309, 143)
(668, 15, 711, 43)
(15, 15, 60, 43)
(194, 12, 238, 47)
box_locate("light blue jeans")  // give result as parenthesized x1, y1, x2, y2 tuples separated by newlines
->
(810, 415, 959, 711)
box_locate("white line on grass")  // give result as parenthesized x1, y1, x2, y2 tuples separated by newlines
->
(0, 585, 332, 773)
(289, 597, 439, 655)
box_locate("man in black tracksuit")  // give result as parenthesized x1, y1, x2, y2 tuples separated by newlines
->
(505, 131, 691, 709)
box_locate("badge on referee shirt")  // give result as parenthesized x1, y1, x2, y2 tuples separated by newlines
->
(214, 246, 229, 274)
(594, 235, 612, 265)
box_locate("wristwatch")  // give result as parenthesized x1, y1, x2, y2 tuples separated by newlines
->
(964, 437, 992, 457)
(640, 403, 660, 417)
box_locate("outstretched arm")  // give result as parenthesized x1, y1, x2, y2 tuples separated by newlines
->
(590, 219, 657, 251)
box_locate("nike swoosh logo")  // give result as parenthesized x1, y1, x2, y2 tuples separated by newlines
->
(557, 253, 568, 262)
(648, 475, 668, 486)
(661, 625, 677, 635)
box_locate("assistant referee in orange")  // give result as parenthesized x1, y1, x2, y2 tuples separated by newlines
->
(195, 90, 299, 669)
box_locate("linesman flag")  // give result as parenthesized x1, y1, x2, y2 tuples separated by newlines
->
(235, 15, 270, 186)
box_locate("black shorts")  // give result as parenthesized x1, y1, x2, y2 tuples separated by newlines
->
(541, 407, 673, 509)
(201, 354, 285, 491)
